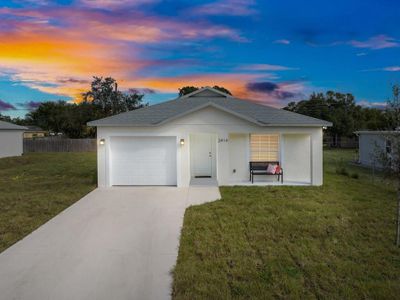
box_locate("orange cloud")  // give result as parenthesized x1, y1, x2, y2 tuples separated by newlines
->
(0, 6, 248, 102)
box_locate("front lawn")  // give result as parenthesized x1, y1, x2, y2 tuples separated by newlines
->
(173, 150, 400, 299)
(0, 153, 96, 253)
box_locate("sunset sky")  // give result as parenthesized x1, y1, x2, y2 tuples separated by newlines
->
(0, 0, 399, 117)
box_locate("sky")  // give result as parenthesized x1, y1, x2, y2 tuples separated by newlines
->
(0, 0, 399, 118)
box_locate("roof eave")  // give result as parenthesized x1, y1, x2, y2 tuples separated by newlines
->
(89, 122, 332, 128)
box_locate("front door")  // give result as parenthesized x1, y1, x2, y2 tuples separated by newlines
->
(191, 134, 214, 177)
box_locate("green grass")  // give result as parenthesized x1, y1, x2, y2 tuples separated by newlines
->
(173, 150, 400, 299)
(0, 153, 96, 253)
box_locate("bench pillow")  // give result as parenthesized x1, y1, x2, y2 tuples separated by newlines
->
(266, 164, 276, 174)
(275, 165, 281, 174)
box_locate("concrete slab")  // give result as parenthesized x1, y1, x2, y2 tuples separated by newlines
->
(0, 186, 220, 300)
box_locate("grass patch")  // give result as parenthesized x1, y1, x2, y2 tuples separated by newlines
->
(0, 152, 96, 253)
(173, 149, 400, 299)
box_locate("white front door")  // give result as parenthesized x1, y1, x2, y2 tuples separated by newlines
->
(191, 134, 215, 177)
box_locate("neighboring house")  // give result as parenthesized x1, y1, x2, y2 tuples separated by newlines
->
(0, 120, 27, 158)
(88, 87, 332, 187)
(355, 131, 398, 168)
(23, 126, 47, 139)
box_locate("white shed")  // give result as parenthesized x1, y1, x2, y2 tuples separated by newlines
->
(0, 120, 27, 158)
(355, 130, 398, 168)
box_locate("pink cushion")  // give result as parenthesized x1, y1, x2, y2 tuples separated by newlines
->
(275, 165, 281, 174)
(266, 164, 276, 174)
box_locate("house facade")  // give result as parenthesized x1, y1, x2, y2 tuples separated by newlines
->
(0, 120, 27, 158)
(89, 87, 331, 187)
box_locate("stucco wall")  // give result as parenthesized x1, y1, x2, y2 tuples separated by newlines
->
(282, 134, 312, 183)
(228, 133, 250, 182)
(0, 130, 24, 158)
(96, 106, 324, 187)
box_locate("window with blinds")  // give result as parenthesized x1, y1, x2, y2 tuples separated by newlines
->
(250, 134, 280, 161)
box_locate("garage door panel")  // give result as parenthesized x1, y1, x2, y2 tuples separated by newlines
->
(110, 137, 177, 186)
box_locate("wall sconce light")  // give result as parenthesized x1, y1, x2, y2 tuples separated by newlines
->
(323, 126, 327, 130)
(99, 138, 105, 145)
(180, 138, 185, 146)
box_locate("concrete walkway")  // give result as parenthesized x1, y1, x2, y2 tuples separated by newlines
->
(0, 186, 220, 300)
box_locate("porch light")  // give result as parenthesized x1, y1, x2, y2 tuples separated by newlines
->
(99, 138, 105, 145)
(180, 138, 185, 146)
(323, 126, 327, 130)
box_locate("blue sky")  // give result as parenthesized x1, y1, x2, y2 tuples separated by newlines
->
(0, 0, 399, 117)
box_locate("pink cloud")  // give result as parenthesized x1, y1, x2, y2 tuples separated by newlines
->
(349, 35, 399, 50)
(361, 66, 400, 72)
(273, 39, 290, 45)
(383, 66, 400, 72)
(192, 0, 257, 16)
(0, 7, 245, 43)
(78, 0, 159, 9)
(0, 100, 16, 111)
(237, 64, 297, 71)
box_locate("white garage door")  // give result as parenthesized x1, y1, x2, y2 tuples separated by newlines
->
(110, 136, 177, 186)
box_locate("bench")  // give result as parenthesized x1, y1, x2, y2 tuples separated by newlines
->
(249, 161, 283, 183)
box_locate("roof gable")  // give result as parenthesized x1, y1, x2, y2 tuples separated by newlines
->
(181, 87, 231, 98)
(156, 101, 262, 126)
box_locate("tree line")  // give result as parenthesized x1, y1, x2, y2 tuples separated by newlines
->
(284, 88, 398, 140)
(0, 77, 146, 138)
(0, 78, 397, 139)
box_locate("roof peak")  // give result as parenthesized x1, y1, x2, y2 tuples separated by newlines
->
(179, 86, 232, 99)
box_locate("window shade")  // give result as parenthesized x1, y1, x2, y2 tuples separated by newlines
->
(250, 134, 279, 161)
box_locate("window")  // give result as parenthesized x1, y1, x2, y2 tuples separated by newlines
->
(250, 134, 279, 161)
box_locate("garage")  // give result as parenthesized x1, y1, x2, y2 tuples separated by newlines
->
(109, 136, 177, 186)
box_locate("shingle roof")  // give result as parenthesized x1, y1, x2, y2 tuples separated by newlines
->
(25, 125, 45, 132)
(0, 120, 27, 130)
(88, 87, 332, 127)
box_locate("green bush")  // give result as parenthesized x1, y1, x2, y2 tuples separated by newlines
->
(351, 173, 359, 179)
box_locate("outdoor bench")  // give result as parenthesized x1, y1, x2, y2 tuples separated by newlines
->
(249, 161, 283, 183)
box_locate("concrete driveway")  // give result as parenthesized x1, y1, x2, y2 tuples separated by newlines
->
(0, 186, 220, 300)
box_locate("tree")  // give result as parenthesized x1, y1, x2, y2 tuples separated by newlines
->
(284, 91, 387, 145)
(26, 77, 146, 138)
(82, 76, 145, 117)
(212, 85, 232, 95)
(26, 101, 71, 134)
(178, 86, 199, 97)
(178, 85, 232, 96)
(0, 113, 12, 123)
(385, 84, 400, 130)
(374, 84, 400, 246)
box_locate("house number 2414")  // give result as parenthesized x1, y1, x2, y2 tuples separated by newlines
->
(218, 138, 229, 143)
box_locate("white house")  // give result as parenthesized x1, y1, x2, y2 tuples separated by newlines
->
(88, 87, 332, 187)
(0, 120, 27, 158)
(355, 130, 398, 168)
